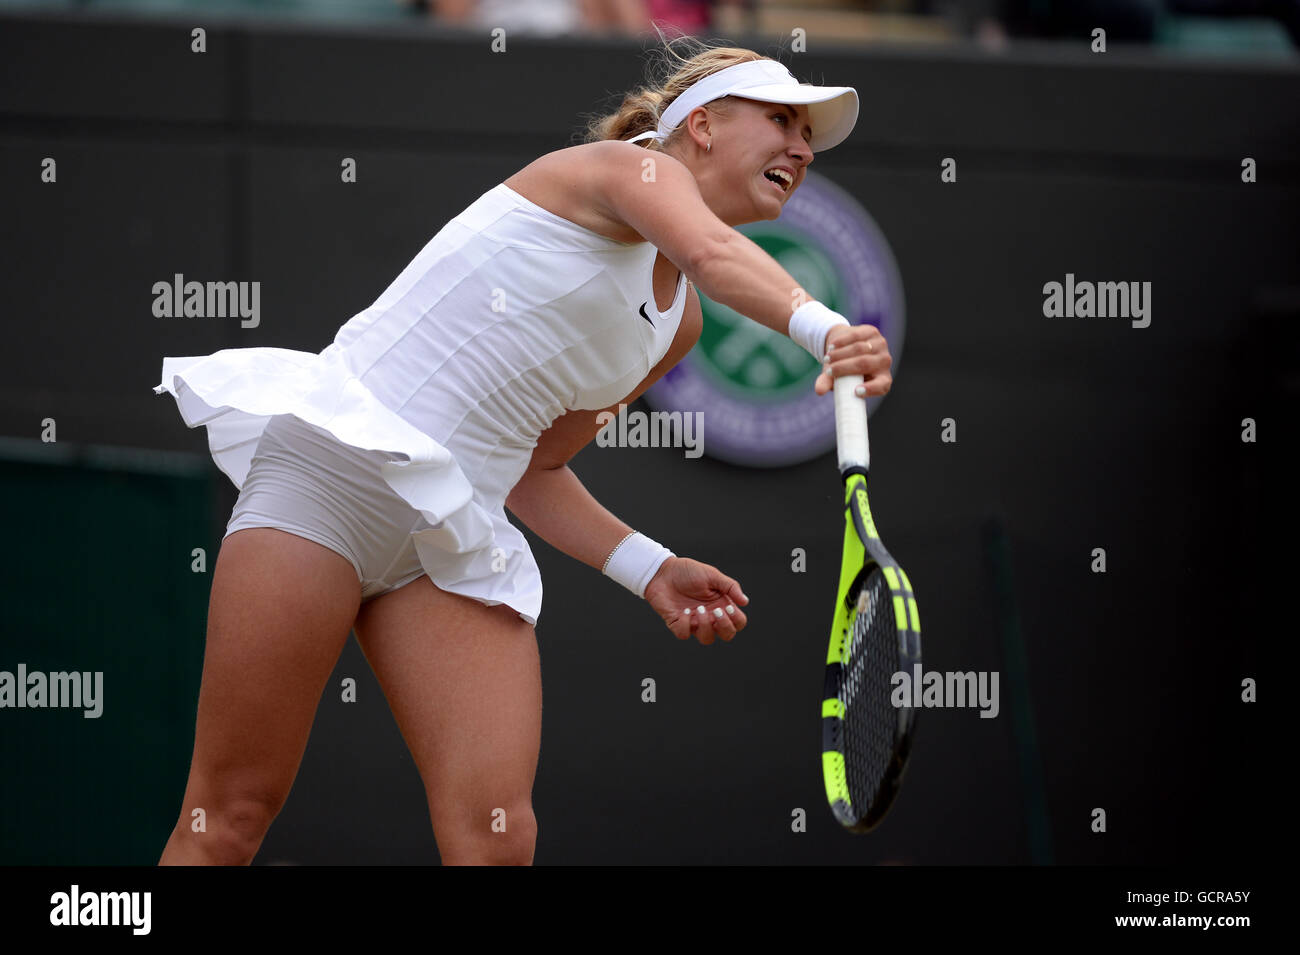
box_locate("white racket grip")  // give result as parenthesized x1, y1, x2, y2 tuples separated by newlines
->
(834, 374, 870, 472)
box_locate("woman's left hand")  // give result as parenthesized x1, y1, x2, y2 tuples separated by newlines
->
(813, 323, 893, 397)
(644, 556, 749, 646)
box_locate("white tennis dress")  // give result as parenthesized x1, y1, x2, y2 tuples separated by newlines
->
(154, 183, 689, 626)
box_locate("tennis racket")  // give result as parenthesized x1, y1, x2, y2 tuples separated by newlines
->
(821, 373, 921, 832)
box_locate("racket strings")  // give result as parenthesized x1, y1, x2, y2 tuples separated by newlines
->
(839, 570, 902, 812)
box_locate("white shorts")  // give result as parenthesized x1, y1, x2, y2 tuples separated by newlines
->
(224, 413, 429, 603)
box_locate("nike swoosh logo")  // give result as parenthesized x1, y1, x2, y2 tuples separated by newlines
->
(638, 301, 654, 326)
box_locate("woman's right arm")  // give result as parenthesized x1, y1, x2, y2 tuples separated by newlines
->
(590, 140, 812, 339)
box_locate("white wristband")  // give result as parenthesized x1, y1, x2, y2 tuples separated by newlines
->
(788, 300, 850, 361)
(602, 531, 674, 598)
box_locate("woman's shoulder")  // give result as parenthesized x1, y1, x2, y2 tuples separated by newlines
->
(502, 142, 662, 246)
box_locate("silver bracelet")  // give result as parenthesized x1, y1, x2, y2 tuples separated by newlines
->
(602, 532, 636, 574)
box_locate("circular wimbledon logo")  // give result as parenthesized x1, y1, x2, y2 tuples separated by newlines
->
(645, 171, 905, 467)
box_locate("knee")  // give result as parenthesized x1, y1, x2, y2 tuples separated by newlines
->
(436, 801, 538, 866)
(175, 790, 283, 865)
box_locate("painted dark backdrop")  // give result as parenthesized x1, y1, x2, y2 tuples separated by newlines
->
(0, 9, 1291, 864)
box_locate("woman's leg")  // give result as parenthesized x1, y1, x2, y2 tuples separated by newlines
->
(352, 576, 542, 865)
(158, 527, 362, 865)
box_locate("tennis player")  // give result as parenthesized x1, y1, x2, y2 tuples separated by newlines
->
(154, 38, 894, 866)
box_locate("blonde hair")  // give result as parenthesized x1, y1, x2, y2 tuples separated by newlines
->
(581, 34, 774, 152)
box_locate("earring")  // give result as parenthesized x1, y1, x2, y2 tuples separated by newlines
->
(706, 140, 711, 153)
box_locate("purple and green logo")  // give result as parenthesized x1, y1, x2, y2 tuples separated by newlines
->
(645, 171, 905, 468)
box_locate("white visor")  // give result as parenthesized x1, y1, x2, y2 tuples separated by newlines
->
(625, 59, 858, 153)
